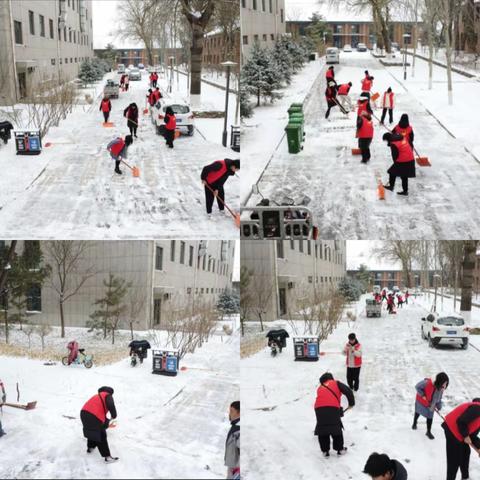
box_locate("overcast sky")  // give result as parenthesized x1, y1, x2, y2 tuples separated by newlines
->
(346, 241, 400, 271)
(233, 240, 240, 281)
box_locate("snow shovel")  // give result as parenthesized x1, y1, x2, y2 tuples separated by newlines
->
(120, 158, 140, 178)
(103, 122, 115, 128)
(143, 100, 149, 115)
(370, 92, 380, 102)
(3, 401, 37, 410)
(351, 148, 362, 155)
(204, 183, 240, 229)
(332, 97, 349, 116)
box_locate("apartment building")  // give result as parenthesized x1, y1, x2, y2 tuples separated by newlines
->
(241, 0, 286, 61)
(0, 240, 235, 331)
(203, 28, 241, 67)
(241, 240, 346, 321)
(348, 267, 433, 290)
(0, 0, 94, 104)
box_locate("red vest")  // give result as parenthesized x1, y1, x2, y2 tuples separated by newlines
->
(357, 101, 368, 117)
(165, 114, 176, 130)
(81, 392, 109, 423)
(382, 92, 394, 108)
(148, 92, 155, 106)
(326, 69, 334, 80)
(149, 73, 154, 81)
(391, 138, 414, 162)
(314, 380, 341, 409)
(345, 342, 362, 367)
(101, 99, 110, 112)
(153, 90, 161, 102)
(394, 125, 412, 139)
(361, 77, 372, 91)
(338, 84, 350, 95)
(445, 402, 480, 442)
(206, 160, 228, 185)
(416, 378, 435, 408)
(358, 117, 374, 139)
(109, 138, 125, 157)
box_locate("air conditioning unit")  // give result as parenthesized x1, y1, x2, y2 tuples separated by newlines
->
(287, 282, 294, 289)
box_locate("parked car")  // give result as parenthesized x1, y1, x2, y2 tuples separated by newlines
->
(103, 79, 119, 99)
(357, 43, 368, 52)
(392, 285, 400, 293)
(128, 64, 135, 69)
(366, 298, 381, 318)
(421, 312, 469, 349)
(117, 64, 125, 74)
(326, 47, 340, 64)
(373, 285, 381, 294)
(138, 63, 145, 70)
(152, 98, 194, 136)
(343, 44, 352, 52)
(128, 68, 142, 81)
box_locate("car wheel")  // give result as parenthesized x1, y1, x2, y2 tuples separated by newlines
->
(428, 335, 435, 348)
(188, 126, 194, 136)
(462, 340, 469, 350)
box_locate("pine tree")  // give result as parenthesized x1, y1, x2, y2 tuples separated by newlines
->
(240, 79, 253, 119)
(78, 60, 97, 85)
(242, 42, 283, 106)
(272, 38, 293, 86)
(217, 290, 240, 319)
(87, 274, 130, 344)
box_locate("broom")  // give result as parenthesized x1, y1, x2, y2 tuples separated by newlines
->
(204, 183, 240, 228)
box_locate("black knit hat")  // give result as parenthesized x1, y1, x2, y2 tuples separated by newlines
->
(98, 386, 114, 395)
(319, 372, 334, 384)
(226, 158, 240, 169)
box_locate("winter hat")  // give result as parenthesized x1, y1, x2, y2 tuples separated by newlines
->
(98, 386, 114, 395)
(165, 106, 174, 116)
(387, 87, 392, 93)
(348, 333, 356, 341)
(398, 113, 410, 128)
(434, 372, 449, 389)
(364, 70, 369, 75)
(319, 372, 334, 384)
(382, 132, 392, 143)
(125, 135, 133, 146)
(363, 453, 394, 476)
(473, 398, 480, 403)
(348, 82, 352, 86)
(227, 159, 240, 170)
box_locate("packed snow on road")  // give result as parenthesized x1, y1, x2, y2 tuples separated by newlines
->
(0, 70, 239, 239)
(0, 320, 239, 479)
(241, 294, 480, 479)
(243, 52, 480, 239)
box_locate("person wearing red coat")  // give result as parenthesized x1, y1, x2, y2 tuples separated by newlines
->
(343, 333, 362, 391)
(356, 111, 374, 163)
(326, 66, 335, 82)
(164, 106, 176, 148)
(99, 97, 112, 123)
(380, 87, 394, 125)
(393, 114, 414, 146)
(325, 81, 338, 119)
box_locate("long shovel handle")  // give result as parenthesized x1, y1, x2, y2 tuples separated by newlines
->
(120, 158, 134, 171)
(434, 407, 446, 421)
(204, 183, 236, 217)
(331, 97, 348, 115)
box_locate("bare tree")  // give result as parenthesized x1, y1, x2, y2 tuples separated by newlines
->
(460, 240, 478, 324)
(376, 241, 418, 288)
(440, 241, 463, 309)
(243, 267, 275, 332)
(36, 323, 53, 351)
(21, 323, 36, 349)
(239, 265, 251, 336)
(124, 286, 147, 340)
(45, 241, 97, 338)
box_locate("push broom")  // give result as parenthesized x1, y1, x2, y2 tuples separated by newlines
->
(204, 183, 240, 228)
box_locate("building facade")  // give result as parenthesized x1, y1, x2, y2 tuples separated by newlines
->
(93, 47, 187, 69)
(0, 0, 94, 104)
(203, 28, 241, 67)
(348, 268, 433, 290)
(241, 240, 346, 321)
(0, 240, 235, 331)
(241, 0, 286, 61)
(474, 251, 480, 294)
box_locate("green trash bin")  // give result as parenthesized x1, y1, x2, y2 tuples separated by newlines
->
(288, 106, 302, 117)
(289, 114, 305, 139)
(285, 123, 302, 154)
(291, 102, 304, 110)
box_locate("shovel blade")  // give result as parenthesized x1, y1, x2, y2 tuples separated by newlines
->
(371, 92, 380, 102)
(132, 166, 140, 178)
(351, 148, 362, 155)
(25, 401, 37, 410)
(416, 156, 431, 167)
(103, 122, 114, 128)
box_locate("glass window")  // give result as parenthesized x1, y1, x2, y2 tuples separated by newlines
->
(277, 240, 284, 258)
(262, 0, 265, 10)
(280, 8, 284, 22)
(39, 15, 45, 37)
(262, 34, 267, 41)
(203, 255, 206, 270)
(29, 10, 35, 35)
(189, 246, 194, 267)
(26, 285, 42, 311)
(49, 18, 54, 39)
(14, 21, 23, 44)
(252, 0, 257, 9)
(170, 240, 176, 261)
(308, 241, 311, 256)
(242, 36, 248, 45)
(180, 241, 185, 264)
(155, 246, 163, 270)
(269, 0, 273, 12)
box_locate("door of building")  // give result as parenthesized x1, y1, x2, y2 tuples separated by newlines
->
(153, 298, 161, 326)
(18, 72, 26, 98)
(279, 288, 287, 316)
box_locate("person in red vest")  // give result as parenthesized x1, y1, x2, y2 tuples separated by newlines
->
(123, 103, 139, 138)
(325, 66, 335, 83)
(325, 81, 339, 119)
(380, 87, 394, 125)
(201, 159, 240, 217)
(153, 87, 162, 103)
(356, 111, 374, 163)
(343, 333, 362, 391)
(119, 74, 126, 91)
(405, 289, 410, 304)
(99, 96, 112, 123)
(164, 106, 177, 148)
(413, 372, 449, 440)
(357, 93, 373, 119)
(107, 135, 133, 175)
(393, 114, 414, 146)
(314, 372, 355, 458)
(386, 293, 396, 314)
(397, 293, 404, 308)
(382, 132, 416, 196)
(149, 71, 158, 88)
(146, 89, 156, 108)
(361, 70, 374, 98)
(80, 386, 118, 463)
(442, 397, 480, 480)
(337, 82, 353, 112)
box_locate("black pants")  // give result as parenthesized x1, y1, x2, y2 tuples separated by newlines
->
(413, 413, 433, 432)
(87, 429, 111, 458)
(444, 427, 470, 480)
(115, 160, 121, 172)
(127, 120, 137, 137)
(103, 111, 110, 122)
(358, 138, 372, 163)
(389, 174, 409, 193)
(165, 129, 175, 148)
(381, 108, 393, 124)
(318, 433, 344, 453)
(124, 83, 129, 91)
(346, 367, 360, 391)
(152, 80, 157, 88)
(205, 185, 225, 214)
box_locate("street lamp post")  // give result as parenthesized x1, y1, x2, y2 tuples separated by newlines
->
(168, 56, 175, 93)
(220, 61, 237, 148)
(403, 34, 411, 80)
(433, 274, 440, 312)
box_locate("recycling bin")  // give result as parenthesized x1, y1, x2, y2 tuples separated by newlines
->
(293, 336, 319, 361)
(152, 349, 179, 376)
(230, 125, 240, 152)
(289, 113, 305, 139)
(285, 123, 303, 154)
(15, 130, 42, 155)
(288, 105, 303, 117)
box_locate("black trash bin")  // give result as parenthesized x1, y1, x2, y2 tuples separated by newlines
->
(15, 130, 42, 155)
(266, 329, 290, 350)
(152, 349, 179, 376)
(293, 336, 319, 361)
(230, 125, 240, 152)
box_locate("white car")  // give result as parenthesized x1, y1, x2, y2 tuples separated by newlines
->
(138, 63, 145, 70)
(373, 285, 381, 294)
(343, 44, 352, 52)
(421, 312, 469, 349)
(357, 43, 368, 52)
(117, 64, 125, 74)
(152, 99, 195, 136)
(128, 68, 141, 81)
(326, 47, 340, 64)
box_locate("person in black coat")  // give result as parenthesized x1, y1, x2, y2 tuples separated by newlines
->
(201, 159, 240, 216)
(325, 81, 338, 119)
(314, 372, 355, 457)
(123, 103, 139, 138)
(382, 132, 416, 196)
(363, 452, 408, 479)
(80, 386, 118, 463)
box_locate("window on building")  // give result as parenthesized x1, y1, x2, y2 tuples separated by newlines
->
(277, 240, 284, 258)
(200, 288, 204, 294)
(70, 57, 73, 63)
(270, 34, 274, 41)
(262, 34, 267, 41)
(280, 8, 284, 22)
(262, 0, 265, 10)
(14, 21, 23, 44)
(155, 246, 163, 270)
(299, 240, 304, 253)
(208, 257, 212, 272)
(72, 0, 75, 10)
(180, 241, 185, 264)
(252, 0, 257, 9)
(39, 15, 45, 37)
(64, 27, 67, 41)
(189, 246, 194, 267)
(68, 0, 70, 6)
(269, 0, 273, 12)
(241, 0, 246, 7)
(254, 34, 259, 42)
(26, 284, 42, 311)
(49, 18, 54, 39)
(308, 241, 311, 256)
(69, 29, 72, 42)
(24, 241, 41, 270)
(315, 244, 318, 258)
(29, 10, 35, 35)
(73, 31, 76, 43)
(308, 276, 313, 283)
(203, 254, 206, 270)
(290, 239, 294, 250)
(65, 58, 68, 63)
(242, 35, 248, 45)
(51, 58, 56, 65)
(170, 240, 176, 261)
(59, 58, 62, 64)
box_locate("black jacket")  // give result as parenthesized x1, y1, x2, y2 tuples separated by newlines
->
(80, 394, 117, 442)
(391, 459, 408, 480)
(201, 159, 236, 188)
(457, 404, 480, 446)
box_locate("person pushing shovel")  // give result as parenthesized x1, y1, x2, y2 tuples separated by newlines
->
(201, 159, 240, 219)
(0, 378, 6, 437)
(107, 134, 133, 175)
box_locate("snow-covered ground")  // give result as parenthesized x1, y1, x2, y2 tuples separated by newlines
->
(242, 51, 480, 239)
(0, 322, 239, 479)
(0, 70, 239, 239)
(241, 296, 480, 479)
